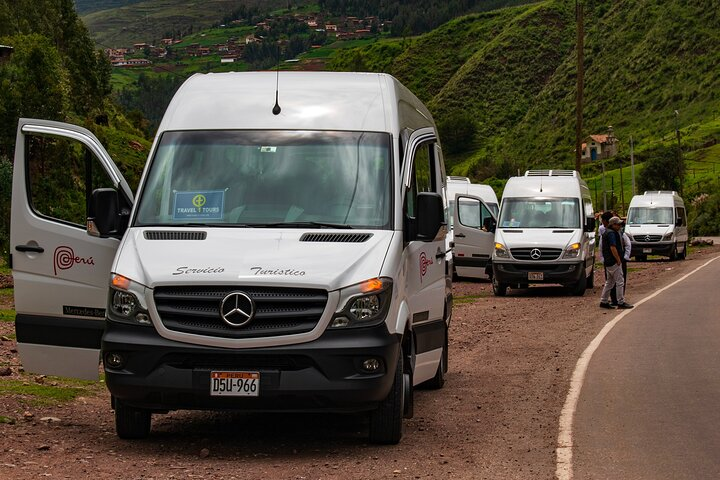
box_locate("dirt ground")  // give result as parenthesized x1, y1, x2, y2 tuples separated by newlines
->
(1, 245, 719, 480)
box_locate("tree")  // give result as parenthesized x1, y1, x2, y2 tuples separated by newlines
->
(637, 145, 685, 193)
(437, 111, 478, 155)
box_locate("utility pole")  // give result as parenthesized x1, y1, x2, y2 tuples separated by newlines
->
(574, 0, 585, 173)
(674, 110, 683, 195)
(630, 135, 636, 196)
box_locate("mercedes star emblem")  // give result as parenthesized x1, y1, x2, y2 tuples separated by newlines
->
(530, 248, 542, 260)
(220, 291, 255, 327)
(645, 235, 651, 242)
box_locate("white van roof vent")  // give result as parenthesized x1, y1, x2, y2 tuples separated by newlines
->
(524, 170, 578, 177)
(300, 232, 373, 243)
(643, 191, 677, 195)
(144, 231, 207, 241)
(447, 176, 471, 183)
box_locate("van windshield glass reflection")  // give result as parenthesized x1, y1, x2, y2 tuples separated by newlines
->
(627, 207, 673, 225)
(134, 131, 392, 229)
(498, 198, 579, 228)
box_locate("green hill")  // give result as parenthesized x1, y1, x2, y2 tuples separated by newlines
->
(82, 0, 302, 47)
(329, 0, 720, 178)
(74, 0, 146, 15)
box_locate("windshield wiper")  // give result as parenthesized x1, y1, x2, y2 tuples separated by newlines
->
(252, 221, 355, 230)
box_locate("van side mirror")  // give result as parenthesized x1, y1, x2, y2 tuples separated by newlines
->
(585, 217, 596, 232)
(88, 188, 121, 238)
(416, 192, 445, 242)
(675, 217, 682, 227)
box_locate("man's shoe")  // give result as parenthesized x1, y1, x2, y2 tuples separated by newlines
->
(599, 302, 616, 309)
(617, 302, 634, 309)
(609, 302, 618, 307)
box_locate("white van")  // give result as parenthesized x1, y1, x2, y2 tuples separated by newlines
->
(626, 191, 688, 261)
(491, 170, 596, 296)
(446, 177, 498, 279)
(10, 72, 452, 444)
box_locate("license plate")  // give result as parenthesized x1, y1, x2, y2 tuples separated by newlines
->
(210, 371, 259, 397)
(642, 248, 652, 253)
(528, 272, 544, 281)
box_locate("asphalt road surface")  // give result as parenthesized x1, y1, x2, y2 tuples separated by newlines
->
(573, 255, 720, 479)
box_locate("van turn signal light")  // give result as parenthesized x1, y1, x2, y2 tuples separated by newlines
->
(111, 274, 131, 290)
(359, 278, 384, 293)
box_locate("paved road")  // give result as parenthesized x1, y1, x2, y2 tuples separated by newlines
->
(574, 256, 720, 479)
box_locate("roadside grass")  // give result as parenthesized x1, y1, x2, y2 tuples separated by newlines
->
(454, 293, 489, 304)
(0, 257, 10, 275)
(0, 376, 104, 407)
(0, 309, 15, 323)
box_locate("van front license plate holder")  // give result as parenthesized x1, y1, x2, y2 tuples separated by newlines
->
(642, 248, 652, 253)
(528, 272, 544, 281)
(210, 371, 260, 397)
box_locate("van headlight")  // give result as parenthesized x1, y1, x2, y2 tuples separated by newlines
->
(494, 242, 510, 258)
(108, 274, 152, 326)
(563, 243, 581, 259)
(329, 278, 393, 329)
(662, 233, 673, 241)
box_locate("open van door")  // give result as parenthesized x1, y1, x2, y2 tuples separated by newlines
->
(453, 194, 496, 278)
(10, 119, 133, 380)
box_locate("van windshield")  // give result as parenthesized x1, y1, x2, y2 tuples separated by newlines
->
(627, 207, 673, 225)
(134, 130, 392, 229)
(498, 198, 580, 228)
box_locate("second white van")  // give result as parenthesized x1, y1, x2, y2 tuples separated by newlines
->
(626, 191, 688, 261)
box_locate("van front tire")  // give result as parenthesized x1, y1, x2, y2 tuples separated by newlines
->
(369, 352, 404, 444)
(423, 326, 447, 390)
(492, 278, 508, 296)
(115, 401, 151, 439)
(571, 276, 586, 296)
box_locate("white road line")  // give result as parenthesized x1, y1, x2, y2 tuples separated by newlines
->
(555, 254, 720, 480)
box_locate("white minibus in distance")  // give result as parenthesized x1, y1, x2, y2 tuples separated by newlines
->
(626, 191, 688, 261)
(10, 72, 452, 444)
(491, 170, 596, 296)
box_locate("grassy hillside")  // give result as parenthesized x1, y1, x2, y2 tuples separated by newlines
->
(82, 0, 305, 47)
(328, 0, 720, 178)
(74, 0, 146, 15)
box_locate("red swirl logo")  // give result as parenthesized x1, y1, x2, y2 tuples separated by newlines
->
(419, 252, 433, 281)
(54, 246, 95, 276)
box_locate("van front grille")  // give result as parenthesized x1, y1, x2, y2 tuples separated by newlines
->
(511, 248, 563, 261)
(154, 286, 327, 339)
(634, 234, 662, 242)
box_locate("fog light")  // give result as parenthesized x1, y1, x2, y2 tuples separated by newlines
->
(331, 316, 351, 328)
(135, 313, 151, 325)
(105, 352, 125, 369)
(362, 358, 381, 373)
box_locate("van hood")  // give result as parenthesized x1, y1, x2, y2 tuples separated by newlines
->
(496, 228, 579, 249)
(113, 228, 395, 291)
(625, 224, 673, 237)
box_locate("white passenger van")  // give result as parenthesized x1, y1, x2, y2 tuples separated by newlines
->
(625, 191, 688, 261)
(10, 72, 452, 444)
(446, 176, 498, 279)
(491, 170, 596, 296)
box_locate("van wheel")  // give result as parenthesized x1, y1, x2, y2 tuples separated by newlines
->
(669, 243, 678, 261)
(571, 276, 586, 296)
(369, 352, 404, 444)
(423, 326, 447, 390)
(635, 254, 647, 262)
(492, 278, 508, 296)
(115, 401, 151, 439)
(678, 242, 687, 260)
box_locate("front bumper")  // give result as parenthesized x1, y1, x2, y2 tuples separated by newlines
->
(102, 321, 400, 413)
(631, 241, 674, 257)
(492, 260, 585, 286)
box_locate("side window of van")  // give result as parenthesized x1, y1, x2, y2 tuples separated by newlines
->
(405, 142, 437, 218)
(676, 207, 687, 226)
(458, 196, 492, 230)
(25, 133, 116, 228)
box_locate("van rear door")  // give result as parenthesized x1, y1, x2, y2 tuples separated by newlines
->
(10, 119, 133, 380)
(453, 194, 496, 275)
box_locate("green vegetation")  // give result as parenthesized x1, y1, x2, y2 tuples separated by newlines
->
(454, 293, 489, 304)
(0, 310, 14, 322)
(0, 378, 97, 406)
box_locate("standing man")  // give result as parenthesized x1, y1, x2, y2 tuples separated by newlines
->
(600, 216, 633, 309)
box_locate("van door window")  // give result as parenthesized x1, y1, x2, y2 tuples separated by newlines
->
(405, 142, 436, 218)
(25, 133, 116, 228)
(676, 207, 687, 226)
(457, 196, 493, 231)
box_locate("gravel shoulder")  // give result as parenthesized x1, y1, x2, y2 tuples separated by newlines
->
(1, 245, 718, 479)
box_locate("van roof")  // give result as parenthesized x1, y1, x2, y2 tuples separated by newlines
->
(503, 172, 589, 199)
(629, 191, 684, 207)
(157, 71, 433, 134)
